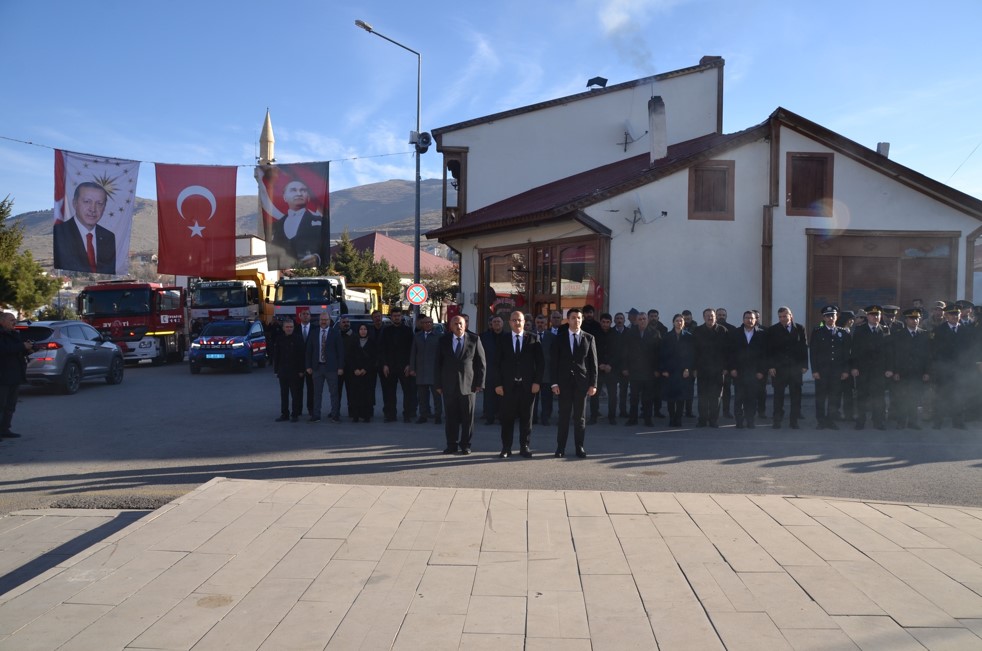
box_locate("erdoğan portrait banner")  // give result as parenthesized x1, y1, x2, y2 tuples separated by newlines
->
(52, 149, 139, 275)
(155, 164, 237, 277)
(256, 162, 330, 271)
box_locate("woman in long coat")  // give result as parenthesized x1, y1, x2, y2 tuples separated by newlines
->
(659, 314, 694, 427)
(345, 324, 378, 422)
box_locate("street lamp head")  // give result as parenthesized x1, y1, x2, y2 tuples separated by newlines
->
(354, 19, 373, 33)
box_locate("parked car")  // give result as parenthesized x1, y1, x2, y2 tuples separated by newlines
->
(188, 320, 267, 374)
(19, 320, 125, 394)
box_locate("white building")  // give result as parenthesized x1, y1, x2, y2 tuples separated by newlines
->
(427, 56, 982, 328)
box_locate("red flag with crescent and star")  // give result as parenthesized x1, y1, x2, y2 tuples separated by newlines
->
(155, 164, 237, 277)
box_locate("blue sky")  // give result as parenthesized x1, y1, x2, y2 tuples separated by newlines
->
(3, 0, 981, 215)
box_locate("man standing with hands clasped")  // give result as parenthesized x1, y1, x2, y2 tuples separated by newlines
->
(495, 312, 544, 458)
(551, 308, 598, 458)
(435, 315, 486, 455)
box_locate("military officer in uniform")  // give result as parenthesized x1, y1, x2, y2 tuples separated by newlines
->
(810, 305, 852, 430)
(889, 308, 930, 429)
(930, 302, 972, 429)
(850, 305, 891, 430)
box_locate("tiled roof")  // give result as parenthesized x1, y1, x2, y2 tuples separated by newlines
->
(427, 124, 767, 240)
(331, 232, 454, 275)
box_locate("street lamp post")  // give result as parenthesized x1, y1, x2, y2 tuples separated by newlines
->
(355, 20, 424, 319)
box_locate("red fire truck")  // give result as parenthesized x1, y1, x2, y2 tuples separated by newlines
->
(77, 280, 188, 365)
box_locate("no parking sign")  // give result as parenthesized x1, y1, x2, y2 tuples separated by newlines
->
(406, 283, 428, 305)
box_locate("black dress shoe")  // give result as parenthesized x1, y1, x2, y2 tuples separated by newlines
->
(625, 419, 638, 426)
(499, 450, 512, 458)
(555, 449, 565, 458)
(290, 416, 299, 422)
(644, 419, 654, 427)
(352, 417, 360, 423)
(587, 417, 598, 425)
(458, 448, 472, 455)
(309, 417, 321, 423)
(434, 417, 442, 424)
(384, 417, 396, 423)
(520, 447, 533, 458)
(1, 431, 22, 438)
(654, 412, 666, 418)
(608, 417, 617, 425)
(415, 416, 428, 424)
(790, 422, 799, 429)
(575, 447, 587, 458)
(541, 419, 550, 426)
(275, 416, 290, 422)
(404, 416, 413, 423)
(442, 447, 457, 454)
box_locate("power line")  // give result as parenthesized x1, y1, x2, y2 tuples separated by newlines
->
(947, 137, 982, 183)
(0, 134, 414, 167)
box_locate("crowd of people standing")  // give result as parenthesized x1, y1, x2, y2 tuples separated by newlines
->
(266, 298, 982, 459)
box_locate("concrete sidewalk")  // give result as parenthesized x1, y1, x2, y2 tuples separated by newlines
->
(0, 479, 981, 650)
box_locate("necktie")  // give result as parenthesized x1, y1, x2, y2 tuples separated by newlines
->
(515, 334, 521, 353)
(454, 337, 461, 357)
(86, 233, 97, 272)
(320, 329, 327, 363)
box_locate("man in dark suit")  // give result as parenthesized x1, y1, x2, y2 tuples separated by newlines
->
(728, 310, 767, 429)
(494, 312, 544, 458)
(810, 305, 852, 430)
(766, 306, 809, 429)
(851, 305, 891, 430)
(550, 308, 598, 458)
(379, 307, 417, 423)
(624, 312, 659, 426)
(272, 319, 306, 422)
(53, 182, 116, 274)
(306, 313, 345, 423)
(296, 309, 317, 416)
(693, 308, 729, 428)
(435, 315, 486, 454)
(716, 307, 738, 418)
(269, 180, 326, 269)
(890, 308, 931, 429)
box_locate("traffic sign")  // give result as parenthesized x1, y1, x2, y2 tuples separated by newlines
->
(406, 283, 428, 305)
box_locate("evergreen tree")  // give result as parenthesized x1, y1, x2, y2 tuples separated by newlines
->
(0, 196, 59, 315)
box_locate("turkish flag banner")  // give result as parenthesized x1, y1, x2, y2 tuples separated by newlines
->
(156, 164, 237, 277)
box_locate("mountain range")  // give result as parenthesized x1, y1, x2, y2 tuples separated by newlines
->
(10, 178, 446, 269)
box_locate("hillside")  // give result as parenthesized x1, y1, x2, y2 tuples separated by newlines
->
(11, 178, 445, 269)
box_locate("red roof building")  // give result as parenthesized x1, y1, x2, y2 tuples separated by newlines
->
(330, 232, 454, 278)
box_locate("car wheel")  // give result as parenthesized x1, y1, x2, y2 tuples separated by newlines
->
(105, 357, 124, 385)
(189, 363, 201, 375)
(61, 362, 82, 395)
(242, 358, 253, 373)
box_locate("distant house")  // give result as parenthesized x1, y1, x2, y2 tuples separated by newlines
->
(330, 232, 454, 284)
(427, 56, 982, 329)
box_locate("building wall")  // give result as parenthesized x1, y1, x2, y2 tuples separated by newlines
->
(772, 128, 976, 320)
(440, 68, 721, 212)
(583, 139, 770, 318)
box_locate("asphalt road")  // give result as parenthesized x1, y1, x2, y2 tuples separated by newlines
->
(1, 360, 980, 515)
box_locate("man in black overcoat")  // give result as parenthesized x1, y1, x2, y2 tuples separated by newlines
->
(766, 306, 809, 430)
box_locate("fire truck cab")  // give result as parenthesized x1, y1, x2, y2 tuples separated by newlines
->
(77, 280, 188, 365)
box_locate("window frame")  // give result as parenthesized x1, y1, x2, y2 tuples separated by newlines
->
(688, 159, 735, 221)
(786, 152, 834, 217)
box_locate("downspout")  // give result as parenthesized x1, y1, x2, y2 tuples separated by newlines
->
(762, 113, 781, 321)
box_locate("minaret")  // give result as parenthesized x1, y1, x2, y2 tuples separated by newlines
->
(259, 109, 275, 165)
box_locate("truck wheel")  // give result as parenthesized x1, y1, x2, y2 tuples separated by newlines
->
(105, 357, 124, 385)
(61, 362, 82, 395)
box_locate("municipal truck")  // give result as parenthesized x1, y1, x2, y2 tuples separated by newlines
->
(188, 270, 275, 335)
(77, 280, 188, 365)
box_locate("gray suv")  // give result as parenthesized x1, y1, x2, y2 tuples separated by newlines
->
(19, 320, 125, 394)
